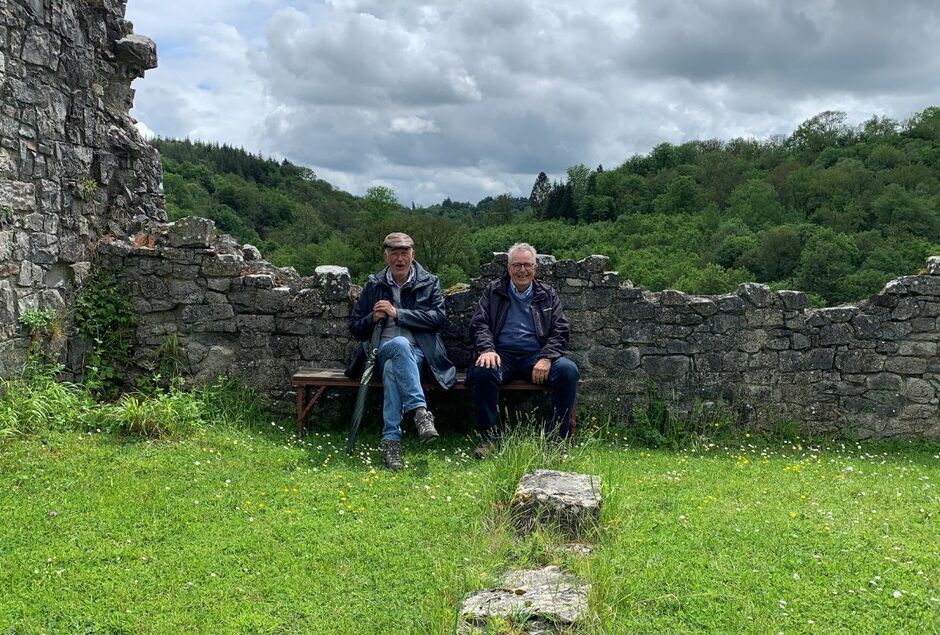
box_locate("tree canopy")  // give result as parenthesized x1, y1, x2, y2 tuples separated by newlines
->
(154, 107, 940, 305)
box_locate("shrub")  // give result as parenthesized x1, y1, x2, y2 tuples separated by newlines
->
(0, 371, 95, 436)
(74, 270, 137, 396)
(99, 380, 206, 438)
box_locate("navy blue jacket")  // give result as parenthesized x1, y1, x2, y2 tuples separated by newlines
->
(346, 262, 456, 389)
(469, 275, 570, 361)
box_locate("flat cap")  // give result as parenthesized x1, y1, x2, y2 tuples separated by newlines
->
(383, 232, 414, 249)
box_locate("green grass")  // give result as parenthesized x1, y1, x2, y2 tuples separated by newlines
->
(0, 385, 938, 633)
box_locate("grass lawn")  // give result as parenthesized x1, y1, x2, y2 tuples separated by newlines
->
(1, 417, 938, 634)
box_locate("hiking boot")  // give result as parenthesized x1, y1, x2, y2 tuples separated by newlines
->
(380, 439, 403, 471)
(413, 408, 439, 444)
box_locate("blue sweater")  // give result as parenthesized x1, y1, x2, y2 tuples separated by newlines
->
(495, 282, 540, 353)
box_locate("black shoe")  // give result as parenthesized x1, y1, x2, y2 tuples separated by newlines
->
(380, 439, 403, 471)
(414, 409, 439, 443)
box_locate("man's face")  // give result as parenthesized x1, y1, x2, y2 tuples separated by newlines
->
(384, 246, 415, 278)
(508, 249, 536, 290)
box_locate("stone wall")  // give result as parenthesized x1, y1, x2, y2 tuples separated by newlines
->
(102, 217, 940, 441)
(0, 0, 163, 370)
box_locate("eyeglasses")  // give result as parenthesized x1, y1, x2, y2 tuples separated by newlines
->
(509, 262, 536, 271)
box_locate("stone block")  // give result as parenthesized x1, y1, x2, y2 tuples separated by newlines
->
(511, 470, 601, 538)
(710, 313, 744, 334)
(275, 317, 315, 335)
(835, 350, 886, 373)
(818, 323, 853, 346)
(778, 290, 808, 310)
(807, 348, 836, 370)
(114, 35, 158, 72)
(168, 279, 204, 304)
(578, 254, 609, 273)
(866, 373, 903, 391)
(927, 256, 940, 275)
(236, 315, 275, 333)
(180, 304, 234, 324)
(737, 282, 774, 307)
(818, 306, 858, 323)
(588, 346, 640, 370)
(202, 255, 244, 277)
(689, 298, 718, 317)
(167, 216, 216, 248)
(898, 341, 937, 357)
(891, 298, 922, 320)
(621, 320, 655, 344)
(904, 378, 935, 404)
(910, 318, 937, 333)
(206, 277, 231, 292)
(459, 566, 589, 633)
(642, 355, 690, 379)
(242, 244, 263, 261)
(885, 356, 928, 375)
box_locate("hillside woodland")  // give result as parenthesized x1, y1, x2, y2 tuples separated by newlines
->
(154, 107, 940, 306)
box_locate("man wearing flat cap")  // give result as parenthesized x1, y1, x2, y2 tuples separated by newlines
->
(347, 232, 456, 470)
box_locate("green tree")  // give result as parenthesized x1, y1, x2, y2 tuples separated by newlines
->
(727, 179, 786, 230)
(529, 172, 551, 216)
(751, 225, 804, 281)
(653, 176, 702, 215)
(794, 228, 860, 303)
(566, 164, 591, 208)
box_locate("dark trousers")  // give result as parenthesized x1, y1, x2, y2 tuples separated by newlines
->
(473, 351, 580, 439)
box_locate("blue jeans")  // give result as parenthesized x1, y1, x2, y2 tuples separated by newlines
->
(378, 336, 426, 441)
(473, 351, 580, 440)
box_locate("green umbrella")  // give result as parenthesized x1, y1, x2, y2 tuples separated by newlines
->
(346, 319, 385, 454)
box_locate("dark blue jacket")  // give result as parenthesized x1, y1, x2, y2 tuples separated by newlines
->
(469, 274, 570, 361)
(346, 262, 456, 389)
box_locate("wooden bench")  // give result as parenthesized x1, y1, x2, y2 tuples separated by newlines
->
(292, 368, 579, 438)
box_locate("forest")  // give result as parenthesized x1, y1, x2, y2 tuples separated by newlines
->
(153, 107, 940, 306)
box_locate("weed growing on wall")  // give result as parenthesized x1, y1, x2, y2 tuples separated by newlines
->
(74, 269, 136, 396)
(629, 380, 741, 449)
(17, 307, 65, 370)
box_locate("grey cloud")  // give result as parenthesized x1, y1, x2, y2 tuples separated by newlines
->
(621, 0, 940, 94)
(130, 0, 940, 206)
(254, 8, 481, 108)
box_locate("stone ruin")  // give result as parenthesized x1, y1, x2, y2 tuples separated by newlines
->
(2, 0, 939, 441)
(1, 0, 163, 369)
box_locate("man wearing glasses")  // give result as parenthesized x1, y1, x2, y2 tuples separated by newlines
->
(468, 242, 580, 458)
(347, 232, 456, 470)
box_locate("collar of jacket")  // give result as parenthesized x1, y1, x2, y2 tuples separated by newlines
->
(368, 261, 433, 288)
(493, 273, 549, 301)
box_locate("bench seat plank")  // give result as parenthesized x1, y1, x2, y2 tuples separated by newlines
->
(291, 367, 576, 437)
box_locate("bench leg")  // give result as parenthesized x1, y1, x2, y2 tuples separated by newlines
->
(569, 397, 577, 443)
(296, 385, 328, 437)
(296, 386, 305, 436)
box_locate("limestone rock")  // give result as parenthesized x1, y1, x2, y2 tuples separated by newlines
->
(511, 470, 602, 538)
(460, 566, 590, 633)
(114, 35, 158, 74)
(927, 256, 940, 276)
(242, 244, 263, 261)
(168, 217, 217, 248)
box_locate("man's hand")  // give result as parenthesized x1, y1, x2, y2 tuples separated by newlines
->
(372, 300, 397, 322)
(476, 351, 501, 369)
(532, 358, 552, 384)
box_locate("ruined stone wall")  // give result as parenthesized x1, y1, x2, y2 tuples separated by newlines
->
(3, 1, 938, 440)
(103, 217, 940, 441)
(0, 0, 163, 370)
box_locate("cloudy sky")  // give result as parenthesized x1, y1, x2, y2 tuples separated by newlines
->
(125, 0, 940, 206)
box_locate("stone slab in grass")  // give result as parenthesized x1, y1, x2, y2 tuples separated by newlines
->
(460, 566, 590, 633)
(511, 469, 602, 538)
